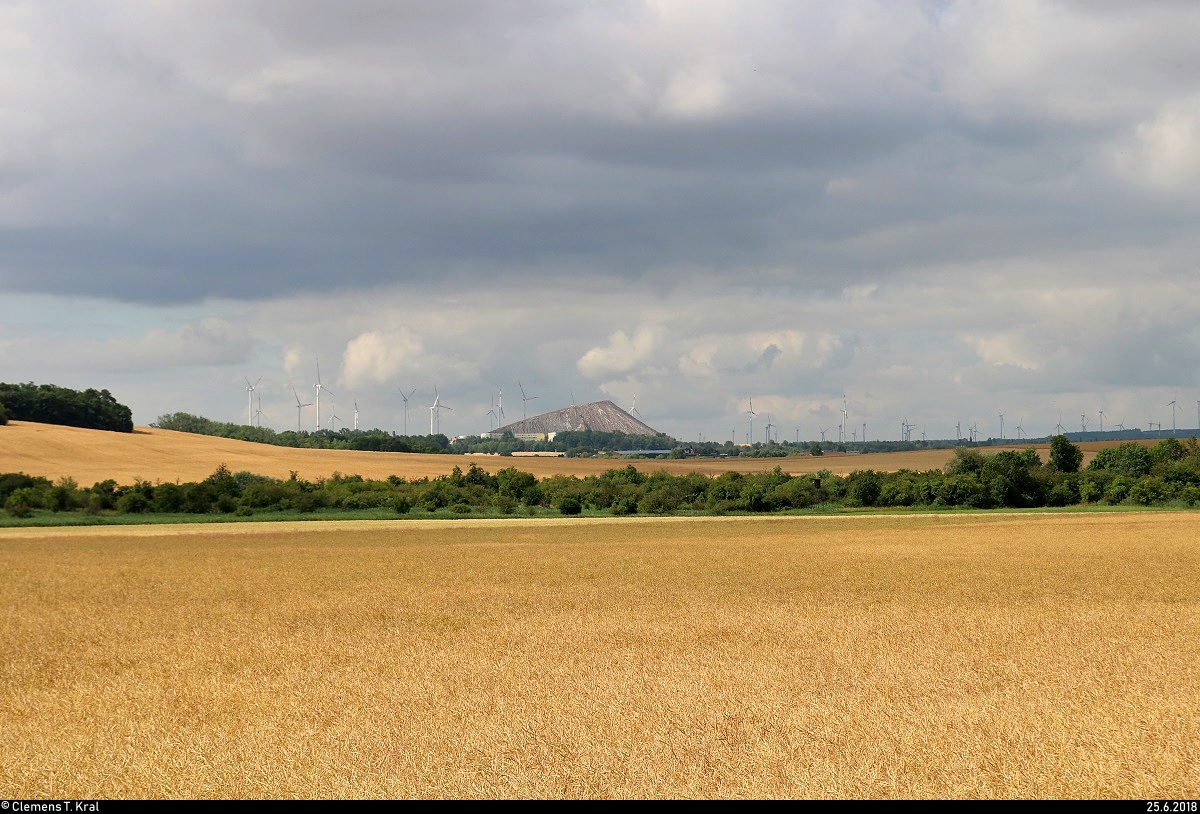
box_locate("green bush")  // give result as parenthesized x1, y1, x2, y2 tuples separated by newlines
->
(610, 494, 638, 516)
(116, 491, 152, 513)
(555, 495, 583, 515)
(1128, 476, 1168, 506)
(5, 488, 38, 518)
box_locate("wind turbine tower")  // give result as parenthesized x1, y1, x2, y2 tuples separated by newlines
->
(353, 401, 359, 431)
(313, 359, 334, 432)
(999, 412, 1004, 441)
(244, 376, 262, 426)
(291, 386, 312, 433)
(1098, 409, 1105, 433)
(430, 388, 453, 435)
(399, 387, 416, 436)
(746, 398, 756, 444)
(1167, 400, 1177, 435)
(518, 381, 538, 419)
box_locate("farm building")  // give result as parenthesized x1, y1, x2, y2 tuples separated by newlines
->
(488, 400, 660, 440)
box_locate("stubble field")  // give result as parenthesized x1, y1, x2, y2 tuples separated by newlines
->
(2, 512, 1197, 799)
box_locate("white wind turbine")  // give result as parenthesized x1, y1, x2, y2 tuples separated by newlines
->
(430, 387, 452, 435)
(244, 376, 262, 426)
(764, 414, 774, 444)
(292, 386, 312, 433)
(1167, 399, 1177, 435)
(353, 401, 359, 431)
(497, 389, 505, 424)
(630, 394, 641, 418)
(746, 398, 756, 443)
(518, 381, 537, 419)
(1098, 409, 1105, 433)
(399, 387, 416, 436)
(486, 394, 497, 431)
(313, 358, 335, 432)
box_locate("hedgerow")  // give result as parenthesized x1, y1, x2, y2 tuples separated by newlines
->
(5, 437, 1200, 522)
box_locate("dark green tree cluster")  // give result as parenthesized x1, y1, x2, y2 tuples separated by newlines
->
(0, 383, 133, 432)
(1078, 438, 1200, 505)
(7, 435, 1198, 522)
(153, 412, 451, 453)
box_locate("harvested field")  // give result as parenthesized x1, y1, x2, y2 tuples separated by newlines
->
(1, 512, 1197, 798)
(0, 421, 1135, 486)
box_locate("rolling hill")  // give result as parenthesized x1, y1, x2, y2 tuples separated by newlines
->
(0, 420, 1125, 486)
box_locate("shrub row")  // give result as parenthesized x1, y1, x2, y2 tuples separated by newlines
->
(4, 437, 1199, 520)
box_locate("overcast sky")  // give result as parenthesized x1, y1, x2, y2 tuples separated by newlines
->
(3, 0, 1200, 443)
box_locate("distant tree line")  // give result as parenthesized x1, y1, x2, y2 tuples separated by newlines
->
(153, 412, 453, 453)
(5, 436, 1200, 521)
(0, 383, 133, 433)
(153, 412, 678, 456)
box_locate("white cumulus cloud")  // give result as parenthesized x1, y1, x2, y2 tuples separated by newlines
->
(340, 329, 424, 388)
(577, 326, 662, 379)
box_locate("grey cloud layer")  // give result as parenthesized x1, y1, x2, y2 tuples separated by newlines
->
(6, 1, 1195, 304)
(3, 1, 1199, 438)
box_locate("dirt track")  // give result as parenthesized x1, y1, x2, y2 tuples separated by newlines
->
(0, 420, 1124, 486)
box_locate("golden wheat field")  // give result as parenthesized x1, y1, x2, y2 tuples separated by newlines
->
(2, 512, 1198, 799)
(0, 420, 1130, 485)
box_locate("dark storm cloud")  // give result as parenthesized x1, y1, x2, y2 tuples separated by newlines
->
(0, 1, 975, 304)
